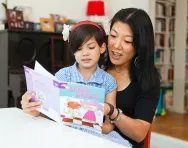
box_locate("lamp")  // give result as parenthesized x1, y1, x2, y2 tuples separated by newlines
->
(86, 0, 105, 22)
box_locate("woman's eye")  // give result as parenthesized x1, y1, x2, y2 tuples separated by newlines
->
(124, 40, 132, 44)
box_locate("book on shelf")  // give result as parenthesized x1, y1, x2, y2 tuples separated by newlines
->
(169, 49, 174, 64)
(169, 33, 175, 48)
(156, 0, 175, 17)
(155, 19, 166, 32)
(24, 61, 105, 133)
(156, 2, 166, 16)
(155, 49, 164, 63)
(169, 19, 175, 32)
(156, 65, 166, 81)
(168, 66, 173, 81)
(155, 34, 166, 47)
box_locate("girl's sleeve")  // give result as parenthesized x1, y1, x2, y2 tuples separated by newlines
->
(105, 74, 117, 94)
(55, 68, 68, 82)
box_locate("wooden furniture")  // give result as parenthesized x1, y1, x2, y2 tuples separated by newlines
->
(144, 127, 151, 148)
(0, 29, 73, 108)
(50, 36, 74, 74)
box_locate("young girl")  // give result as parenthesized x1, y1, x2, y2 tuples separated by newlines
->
(56, 20, 117, 134)
(56, 21, 131, 147)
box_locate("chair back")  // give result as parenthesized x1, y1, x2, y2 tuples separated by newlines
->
(144, 126, 151, 148)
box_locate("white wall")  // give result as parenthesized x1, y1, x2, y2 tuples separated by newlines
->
(129, 0, 149, 13)
(0, 0, 6, 21)
(1, 0, 150, 23)
(6, 0, 132, 22)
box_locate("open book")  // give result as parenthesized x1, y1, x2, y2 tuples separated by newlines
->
(24, 61, 105, 133)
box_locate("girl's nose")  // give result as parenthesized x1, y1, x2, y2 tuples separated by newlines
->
(82, 49, 90, 56)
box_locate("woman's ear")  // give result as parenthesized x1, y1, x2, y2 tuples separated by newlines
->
(100, 43, 106, 54)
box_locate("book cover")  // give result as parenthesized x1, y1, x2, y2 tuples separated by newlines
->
(24, 62, 105, 133)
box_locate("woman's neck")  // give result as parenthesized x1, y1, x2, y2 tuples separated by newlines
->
(77, 64, 97, 81)
(113, 63, 130, 73)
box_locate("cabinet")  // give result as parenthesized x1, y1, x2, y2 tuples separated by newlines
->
(0, 30, 74, 108)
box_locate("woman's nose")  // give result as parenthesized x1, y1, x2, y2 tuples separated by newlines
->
(114, 38, 123, 50)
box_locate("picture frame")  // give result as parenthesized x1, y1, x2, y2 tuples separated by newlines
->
(50, 14, 68, 23)
(54, 22, 64, 32)
(14, 6, 33, 22)
(6, 9, 24, 29)
(24, 21, 34, 30)
(50, 14, 62, 22)
(40, 18, 54, 32)
(33, 23, 42, 31)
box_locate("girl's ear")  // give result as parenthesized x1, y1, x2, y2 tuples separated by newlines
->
(100, 43, 106, 54)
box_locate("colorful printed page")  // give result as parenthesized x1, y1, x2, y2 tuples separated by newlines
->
(59, 83, 105, 133)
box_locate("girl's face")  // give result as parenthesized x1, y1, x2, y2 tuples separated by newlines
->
(74, 37, 106, 70)
(108, 21, 135, 68)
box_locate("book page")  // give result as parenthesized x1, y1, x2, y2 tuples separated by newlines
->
(24, 65, 61, 123)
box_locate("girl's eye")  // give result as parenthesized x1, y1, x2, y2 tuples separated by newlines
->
(89, 47, 95, 49)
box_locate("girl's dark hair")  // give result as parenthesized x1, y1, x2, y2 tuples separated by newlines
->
(104, 8, 160, 92)
(69, 24, 106, 54)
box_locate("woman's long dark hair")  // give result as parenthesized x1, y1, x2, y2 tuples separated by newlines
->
(104, 8, 160, 92)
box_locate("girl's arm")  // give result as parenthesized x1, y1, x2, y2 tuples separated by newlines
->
(102, 89, 116, 134)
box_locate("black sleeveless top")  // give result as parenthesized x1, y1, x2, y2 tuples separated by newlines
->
(114, 77, 160, 148)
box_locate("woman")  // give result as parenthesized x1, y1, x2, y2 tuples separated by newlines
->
(102, 8, 160, 147)
(21, 8, 160, 148)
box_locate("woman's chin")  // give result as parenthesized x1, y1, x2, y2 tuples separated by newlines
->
(110, 56, 121, 65)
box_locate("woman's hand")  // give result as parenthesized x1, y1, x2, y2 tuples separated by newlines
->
(21, 92, 41, 116)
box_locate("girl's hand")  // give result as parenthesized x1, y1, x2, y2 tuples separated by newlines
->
(21, 92, 41, 116)
(104, 103, 110, 116)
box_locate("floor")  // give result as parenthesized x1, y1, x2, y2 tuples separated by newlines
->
(152, 111, 188, 141)
(151, 111, 188, 148)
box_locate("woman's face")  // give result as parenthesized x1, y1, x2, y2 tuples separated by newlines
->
(108, 21, 135, 67)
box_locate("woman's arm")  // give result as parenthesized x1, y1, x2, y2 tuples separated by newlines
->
(113, 112, 151, 142)
(112, 80, 160, 142)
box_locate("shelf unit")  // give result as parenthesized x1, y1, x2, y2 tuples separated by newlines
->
(149, 0, 188, 113)
(154, 0, 175, 86)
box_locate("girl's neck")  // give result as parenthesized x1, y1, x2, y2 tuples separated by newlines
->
(77, 64, 97, 81)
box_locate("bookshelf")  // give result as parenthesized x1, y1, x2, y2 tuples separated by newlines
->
(154, 0, 175, 86)
(149, 0, 188, 113)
